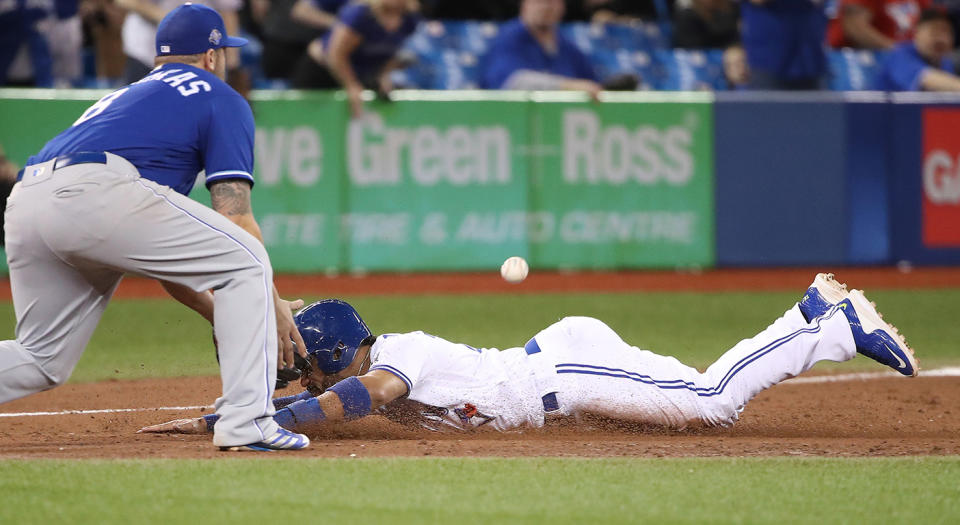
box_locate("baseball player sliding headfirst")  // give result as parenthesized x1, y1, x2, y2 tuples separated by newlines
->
(0, 4, 311, 452)
(143, 274, 918, 436)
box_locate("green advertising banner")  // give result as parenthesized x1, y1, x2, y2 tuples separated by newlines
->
(231, 92, 347, 272)
(0, 90, 715, 273)
(344, 95, 530, 271)
(529, 93, 714, 269)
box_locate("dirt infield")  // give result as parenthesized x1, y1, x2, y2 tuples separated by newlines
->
(0, 373, 957, 459)
(1, 267, 958, 459)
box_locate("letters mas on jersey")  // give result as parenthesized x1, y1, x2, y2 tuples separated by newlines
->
(137, 68, 212, 97)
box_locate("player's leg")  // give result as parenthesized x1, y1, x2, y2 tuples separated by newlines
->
(56, 158, 282, 447)
(538, 304, 857, 429)
(692, 304, 855, 426)
(533, 316, 707, 427)
(0, 177, 123, 403)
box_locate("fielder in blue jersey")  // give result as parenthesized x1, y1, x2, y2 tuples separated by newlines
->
(0, 3, 310, 452)
(142, 274, 919, 436)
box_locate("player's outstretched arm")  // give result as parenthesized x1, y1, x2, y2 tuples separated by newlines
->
(208, 179, 308, 370)
(160, 281, 214, 324)
(271, 370, 408, 429)
(138, 371, 407, 434)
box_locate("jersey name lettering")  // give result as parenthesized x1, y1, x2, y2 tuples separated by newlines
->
(136, 68, 212, 97)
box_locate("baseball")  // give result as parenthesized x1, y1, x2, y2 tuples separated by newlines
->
(500, 256, 529, 284)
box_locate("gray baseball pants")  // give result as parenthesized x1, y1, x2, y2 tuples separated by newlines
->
(0, 153, 280, 447)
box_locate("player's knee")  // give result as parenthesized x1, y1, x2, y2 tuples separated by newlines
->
(36, 359, 77, 388)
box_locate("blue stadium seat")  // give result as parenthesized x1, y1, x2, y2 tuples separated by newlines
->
(432, 49, 478, 89)
(654, 49, 726, 91)
(559, 22, 660, 54)
(445, 20, 500, 55)
(828, 49, 882, 90)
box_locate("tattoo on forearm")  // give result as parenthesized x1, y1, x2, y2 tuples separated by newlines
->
(210, 181, 252, 216)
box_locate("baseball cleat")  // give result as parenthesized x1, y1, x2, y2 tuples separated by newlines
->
(837, 290, 918, 377)
(798, 273, 849, 322)
(219, 428, 310, 452)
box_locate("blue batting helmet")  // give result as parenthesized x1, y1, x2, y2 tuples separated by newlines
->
(293, 299, 372, 374)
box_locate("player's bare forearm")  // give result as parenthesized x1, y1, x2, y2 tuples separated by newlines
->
(160, 280, 214, 324)
(209, 179, 306, 367)
(327, 26, 364, 91)
(209, 179, 262, 241)
(920, 69, 960, 91)
(140, 371, 406, 434)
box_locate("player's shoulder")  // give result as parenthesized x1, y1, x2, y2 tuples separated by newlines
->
(371, 331, 436, 355)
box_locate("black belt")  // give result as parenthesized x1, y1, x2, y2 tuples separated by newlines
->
(524, 337, 560, 413)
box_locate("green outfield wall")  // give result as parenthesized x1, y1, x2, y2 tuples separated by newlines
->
(0, 90, 715, 272)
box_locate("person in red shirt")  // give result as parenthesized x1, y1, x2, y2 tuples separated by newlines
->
(827, 0, 930, 49)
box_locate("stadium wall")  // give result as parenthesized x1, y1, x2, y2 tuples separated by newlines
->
(1, 90, 958, 272)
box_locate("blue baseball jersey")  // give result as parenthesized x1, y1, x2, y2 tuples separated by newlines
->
(874, 42, 952, 91)
(26, 63, 254, 195)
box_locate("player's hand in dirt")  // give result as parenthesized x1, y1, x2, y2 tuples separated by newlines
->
(137, 418, 206, 434)
(276, 296, 307, 371)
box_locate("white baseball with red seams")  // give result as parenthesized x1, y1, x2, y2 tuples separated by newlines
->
(500, 256, 529, 283)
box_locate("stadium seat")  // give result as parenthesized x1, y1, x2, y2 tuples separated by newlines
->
(828, 49, 882, 91)
(654, 49, 726, 91)
(445, 20, 500, 55)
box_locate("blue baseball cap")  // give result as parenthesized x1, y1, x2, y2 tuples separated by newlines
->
(156, 3, 247, 57)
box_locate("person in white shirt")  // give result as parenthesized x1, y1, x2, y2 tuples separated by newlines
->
(117, 0, 242, 83)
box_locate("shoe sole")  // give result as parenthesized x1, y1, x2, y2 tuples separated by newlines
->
(220, 445, 277, 452)
(811, 273, 848, 303)
(847, 289, 919, 377)
(219, 443, 309, 452)
(218, 432, 310, 452)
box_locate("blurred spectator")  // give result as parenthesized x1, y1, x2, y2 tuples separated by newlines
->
(741, 0, 828, 90)
(574, 0, 671, 23)
(261, 0, 344, 80)
(0, 144, 18, 245)
(672, 0, 739, 49)
(723, 43, 751, 88)
(420, 0, 519, 20)
(43, 0, 83, 87)
(478, 0, 601, 96)
(239, 0, 269, 39)
(117, 0, 243, 83)
(875, 8, 960, 90)
(291, 0, 421, 116)
(0, 0, 54, 86)
(81, 0, 127, 86)
(290, 0, 347, 30)
(827, 0, 930, 49)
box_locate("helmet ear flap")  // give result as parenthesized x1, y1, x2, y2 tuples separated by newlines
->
(332, 341, 345, 361)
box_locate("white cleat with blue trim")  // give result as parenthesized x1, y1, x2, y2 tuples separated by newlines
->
(219, 427, 310, 452)
(837, 289, 919, 377)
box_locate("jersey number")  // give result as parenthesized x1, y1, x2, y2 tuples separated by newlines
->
(73, 88, 130, 127)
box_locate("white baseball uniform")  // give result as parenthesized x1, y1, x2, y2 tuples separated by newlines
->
(369, 304, 857, 431)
